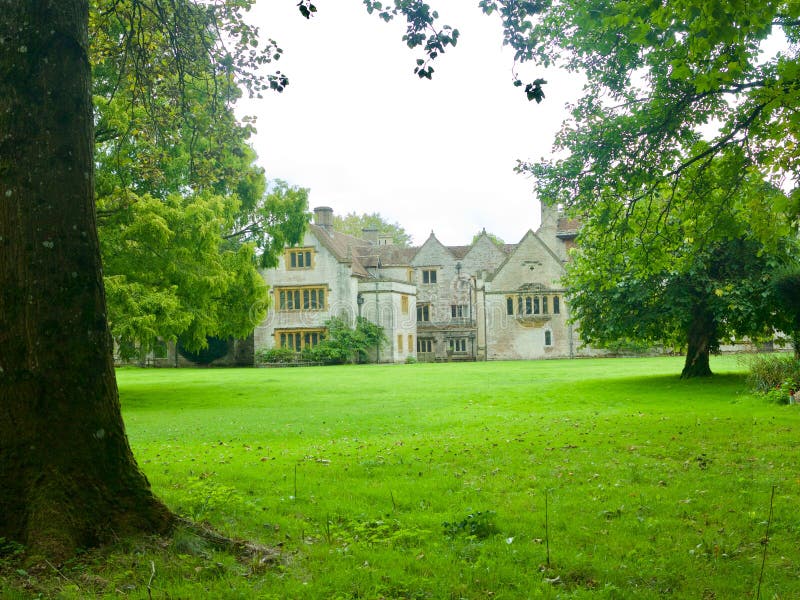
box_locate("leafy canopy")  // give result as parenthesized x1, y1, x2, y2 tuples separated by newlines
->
(90, 0, 310, 355)
(333, 212, 413, 247)
(565, 152, 800, 377)
(471, 229, 505, 247)
(490, 0, 800, 226)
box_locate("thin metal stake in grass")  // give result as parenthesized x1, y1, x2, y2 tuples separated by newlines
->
(545, 489, 551, 568)
(756, 484, 776, 600)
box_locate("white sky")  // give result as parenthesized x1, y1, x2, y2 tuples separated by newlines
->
(236, 1, 583, 246)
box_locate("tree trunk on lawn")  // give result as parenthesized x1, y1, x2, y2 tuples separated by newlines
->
(0, 1, 172, 561)
(681, 312, 715, 379)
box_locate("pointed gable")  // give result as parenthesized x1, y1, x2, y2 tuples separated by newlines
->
(488, 230, 566, 291)
(460, 232, 509, 276)
(411, 232, 455, 267)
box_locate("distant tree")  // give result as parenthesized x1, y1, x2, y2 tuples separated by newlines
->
(565, 155, 800, 378)
(333, 212, 412, 247)
(471, 230, 505, 247)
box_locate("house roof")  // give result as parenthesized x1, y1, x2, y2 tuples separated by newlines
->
(357, 244, 418, 268)
(309, 224, 372, 278)
(308, 220, 562, 280)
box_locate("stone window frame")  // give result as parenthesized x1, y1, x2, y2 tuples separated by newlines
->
(276, 286, 327, 311)
(506, 293, 561, 316)
(417, 303, 431, 322)
(421, 269, 438, 284)
(417, 338, 433, 353)
(286, 247, 315, 270)
(451, 304, 468, 318)
(276, 328, 326, 352)
(448, 338, 468, 353)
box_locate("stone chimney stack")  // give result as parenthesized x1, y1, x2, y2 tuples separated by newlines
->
(377, 234, 393, 246)
(313, 206, 334, 230)
(538, 201, 558, 235)
(361, 227, 379, 244)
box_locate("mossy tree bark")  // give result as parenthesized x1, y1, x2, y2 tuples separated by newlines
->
(0, 1, 172, 561)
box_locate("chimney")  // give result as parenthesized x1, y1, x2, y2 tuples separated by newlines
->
(314, 206, 334, 230)
(539, 201, 558, 234)
(377, 234, 393, 246)
(361, 227, 379, 244)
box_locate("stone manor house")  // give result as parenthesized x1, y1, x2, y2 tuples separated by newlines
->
(254, 205, 593, 363)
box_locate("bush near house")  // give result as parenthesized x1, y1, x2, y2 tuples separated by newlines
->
(254, 347, 298, 364)
(304, 317, 386, 364)
(257, 318, 386, 366)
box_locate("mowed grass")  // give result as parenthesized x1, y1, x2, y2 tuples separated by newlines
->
(6, 356, 799, 599)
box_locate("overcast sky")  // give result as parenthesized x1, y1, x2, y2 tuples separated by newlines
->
(236, 2, 583, 246)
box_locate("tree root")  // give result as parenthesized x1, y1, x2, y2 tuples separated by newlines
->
(172, 517, 282, 564)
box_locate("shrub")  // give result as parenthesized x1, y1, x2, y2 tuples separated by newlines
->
(255, 347, 297, 364)
(302, 342, 348, 365)
(313, 316, 386, 364)
(601, 338, 655, 356)
(765, 379, 797, 405)
(744, 353, 800, 393)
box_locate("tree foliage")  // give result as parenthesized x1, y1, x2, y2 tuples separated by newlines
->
(471, 230, 505, 247)
(485, 0, 800, 229)
(90, 0, 310, 354)
(333, 212, 413, 246)
(565, 154, 800, 377)
(363, 0, 460, 80)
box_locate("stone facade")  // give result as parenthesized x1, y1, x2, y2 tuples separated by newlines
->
(255, 204, 594, 363)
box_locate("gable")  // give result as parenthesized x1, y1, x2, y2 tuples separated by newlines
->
(488, 230, 566, 291)
(411, 233, 454, 267)
(461, 233, 508, 275)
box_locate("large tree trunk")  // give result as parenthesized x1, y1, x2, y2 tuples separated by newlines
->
(681, 312, 715, 379)
(0, 1, 172, 561)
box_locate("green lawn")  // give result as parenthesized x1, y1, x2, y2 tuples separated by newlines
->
(6, 356, 800, 598)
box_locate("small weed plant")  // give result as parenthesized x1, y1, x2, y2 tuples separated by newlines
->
(442, 510, 499, 540)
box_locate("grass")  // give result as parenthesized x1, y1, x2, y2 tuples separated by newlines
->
(3, 356, 800, 598)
